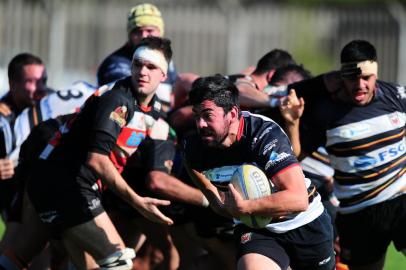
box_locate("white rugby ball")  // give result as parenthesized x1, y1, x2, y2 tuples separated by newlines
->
(231, 164, 272, 228)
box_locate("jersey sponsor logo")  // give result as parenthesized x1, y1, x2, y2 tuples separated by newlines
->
(265, 151, 290, 170)
(353, 143, 405, 170)
(318, 256, 332, 266)
(262, 139, 278, 155)
(258, 127, 272, 140)
(377, 143, 405, 161)
(203, 166, 237, 183)
(339, 123, 370, 138)
(353, 156, 376, 169)
(109, 106, 127, 127)
(396, 85, 406, 99)
(240, 232, 252, 244)
(125, 130, 146, 147)
(39, 211, 59, 223)
(88, 198, 101, 211)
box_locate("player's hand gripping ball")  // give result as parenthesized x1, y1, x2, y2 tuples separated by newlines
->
(231, 164, 272, 228)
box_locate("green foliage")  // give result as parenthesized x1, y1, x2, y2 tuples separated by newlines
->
(0, 217, 4, 238)
(385, 243, 406, 270)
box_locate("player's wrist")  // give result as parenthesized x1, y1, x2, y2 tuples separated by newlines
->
(285, 118, 300, 127)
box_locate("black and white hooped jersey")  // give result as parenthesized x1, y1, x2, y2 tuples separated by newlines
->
(1, 81, 97, 165)
(183, 111, 324, 233)
(300, 80, 406, 214)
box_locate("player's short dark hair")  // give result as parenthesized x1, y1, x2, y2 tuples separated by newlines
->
(253, 49, 296, 75)
(269, 64, 312, 85)
(340, 40, 377, 63)
(189, 74, 240, 114)
(8, 53, 44, 82)
(135, 36, 172, 64)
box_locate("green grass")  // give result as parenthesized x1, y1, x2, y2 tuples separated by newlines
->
(0, 217, 3, 235)
(0, 218, 404, 269)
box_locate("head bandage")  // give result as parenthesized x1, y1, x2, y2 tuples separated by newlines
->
(133, 46, 168, 75)
(341, 60, 378, 78)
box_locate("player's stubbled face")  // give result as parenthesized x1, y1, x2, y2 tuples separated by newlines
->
(193, 100, 231, 148)
(342, 74, 377, 106)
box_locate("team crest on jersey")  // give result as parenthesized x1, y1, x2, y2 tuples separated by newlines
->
(240, 232, 252, 244)
(388, 112, 401, 126)
(110, 106, 128, 127)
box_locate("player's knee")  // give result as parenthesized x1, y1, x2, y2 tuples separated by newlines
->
(97, 248, 136, 270)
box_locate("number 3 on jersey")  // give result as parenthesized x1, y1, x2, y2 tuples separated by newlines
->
(57, 89, 84, 101)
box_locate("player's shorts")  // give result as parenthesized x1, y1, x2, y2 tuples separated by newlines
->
(0, 180, 17, 220)
(187, 206, 235, 241)
(26, 159, 104, 237)
(234, 210, 335, 270)
(336, 194, 406, 266)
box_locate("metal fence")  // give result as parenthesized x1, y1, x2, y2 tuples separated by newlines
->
(0, 0, 405, 93)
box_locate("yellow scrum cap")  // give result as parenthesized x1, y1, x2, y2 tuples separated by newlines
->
(127, 3, 164, 36)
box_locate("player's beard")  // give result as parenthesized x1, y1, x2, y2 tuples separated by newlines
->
(200, 121, 230, 148)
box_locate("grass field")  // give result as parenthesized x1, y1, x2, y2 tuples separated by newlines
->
(0, 218, 404, 269)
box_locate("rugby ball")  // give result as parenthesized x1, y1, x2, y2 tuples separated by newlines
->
(231, 164, 272, 228)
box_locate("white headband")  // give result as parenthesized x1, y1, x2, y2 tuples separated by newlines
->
(132, 46, 168, 75)
(341, 60, 378, 78)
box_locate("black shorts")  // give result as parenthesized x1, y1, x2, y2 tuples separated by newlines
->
(189, 206, 235, 241)
(336, 194, 406, 266)
(0, 180, 17, 220)
(26, 159, 104, 237)
(234, 210, 335, 270)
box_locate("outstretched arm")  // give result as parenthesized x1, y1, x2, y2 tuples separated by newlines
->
(145, 170, 208, 207)
(87, 152, 173, 225)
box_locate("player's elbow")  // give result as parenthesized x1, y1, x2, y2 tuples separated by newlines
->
(145, 171, 167, 194)
(86, 152, 107, 172)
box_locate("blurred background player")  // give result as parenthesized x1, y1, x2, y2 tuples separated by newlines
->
(281, 39, 406, 270)
(169, 49, 296, 135)
(97, 3, 176, 112)
(0, 53, 52, 255)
